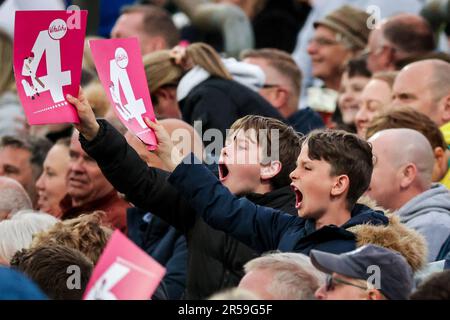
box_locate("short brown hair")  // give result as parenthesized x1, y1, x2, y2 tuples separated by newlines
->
(304, 129, 373, 208)
(366, 107, 446, 150)
(0, 136, 53, 181)
(31, 211, 112, 264)
(121, 4, 179, 48)
(240, 48, 302, 100)
(10, 245, 93, 300)
(371, 71, 398, 89)
(230, 115, 303, 190)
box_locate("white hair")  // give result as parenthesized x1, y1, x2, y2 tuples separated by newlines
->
(244, 252, 326, 300)
(0, 177, 32, 218)
(0, 210, 59, 263)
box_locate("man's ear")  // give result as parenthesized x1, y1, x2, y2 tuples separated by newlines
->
(331, 175, 350, 197)
(399, 163, 417, 188)
(260, 160, 282, 180)
(367, 289, 384, 300)
(432, 147, 448, 181)
(439, 94, 450, 124)
(142, 35, 166, 54)
(274, 87, 290, 109)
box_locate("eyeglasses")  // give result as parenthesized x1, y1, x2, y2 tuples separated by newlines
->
(261, 83, 280, 89)
(325, 274, 368, 292)
(309, 37, 341, 47)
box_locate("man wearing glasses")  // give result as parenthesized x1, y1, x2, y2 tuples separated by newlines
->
(311, 244, 414, 300)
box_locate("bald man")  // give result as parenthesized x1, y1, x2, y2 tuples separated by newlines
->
(0, 177, 32, 220)
(392, 60, 450, 127)
(366, 14, 435, 73)
(367, 128, 450, 261)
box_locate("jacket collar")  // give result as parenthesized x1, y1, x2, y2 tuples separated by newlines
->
(304, 203, 388, 236)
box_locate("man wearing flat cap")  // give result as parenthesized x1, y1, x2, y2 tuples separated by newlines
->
(311, 244, 414, 300)
(306, 5, 371, 116)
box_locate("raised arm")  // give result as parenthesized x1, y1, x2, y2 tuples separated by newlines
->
(66, 91, 197, 232)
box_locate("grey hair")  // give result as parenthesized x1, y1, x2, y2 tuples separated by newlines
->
(244, 252, 326, 300)
(0, 211, 59, 263)
(0, 177, 32, 217)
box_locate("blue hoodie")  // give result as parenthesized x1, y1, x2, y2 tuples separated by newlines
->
(0, 267, 47, 300)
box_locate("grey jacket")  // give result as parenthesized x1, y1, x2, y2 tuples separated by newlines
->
(396, 183, 450, 262)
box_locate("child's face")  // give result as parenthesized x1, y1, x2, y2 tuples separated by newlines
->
(218, 129, 266, 195)
(289, 143, 337, 219)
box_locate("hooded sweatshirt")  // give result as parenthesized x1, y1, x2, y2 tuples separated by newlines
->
(396, 183, 450, 262)
(176, 58, 265, 101)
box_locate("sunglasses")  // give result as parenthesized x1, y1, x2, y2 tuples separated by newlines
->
(325, 274, 368, 292)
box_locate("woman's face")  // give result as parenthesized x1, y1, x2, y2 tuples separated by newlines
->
(338, 72, 370, 125)
(355, 79, 393, 138)
(35, 144, 70, 217)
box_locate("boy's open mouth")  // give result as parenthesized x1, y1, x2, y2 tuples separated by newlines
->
(291, 184, 303, 209)
(219, 163, 230, 182)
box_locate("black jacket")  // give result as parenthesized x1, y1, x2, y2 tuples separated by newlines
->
(80, 120, 297, 299)
(127, 208, 187, 300)
(179, 77, 284, 141)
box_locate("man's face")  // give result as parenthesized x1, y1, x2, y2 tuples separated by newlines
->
(307, 26, 352, 82)
(111, 12, 159, 55)
(35, 144, 70, 217)
(315, 273, 368, 300)
(243, 56, 288, 109)
(289, 144, 337, 219)
(366, 28, 386, 73)
(338, 72, 370, 125)
(366, 134, 401, 210)
(355, 79, 393, 138)
(238, 269, 275, 299)
(67, 133, 114, 205)
(392, 67, 440, 125)
(0, 146, 34, 198)
(218, 129, 266, 195)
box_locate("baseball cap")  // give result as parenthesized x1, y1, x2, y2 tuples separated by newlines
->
(310, 244, 414, 300)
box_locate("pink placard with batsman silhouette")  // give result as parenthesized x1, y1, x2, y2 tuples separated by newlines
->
(83, 230, 166, 300)
(89, 38, 157, 149)
(13, 10, 87, 124)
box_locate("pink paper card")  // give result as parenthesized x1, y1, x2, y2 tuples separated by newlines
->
(89, 38, 157, 149)
(83, 230, 166, 300)
(13, 10, 87, 125)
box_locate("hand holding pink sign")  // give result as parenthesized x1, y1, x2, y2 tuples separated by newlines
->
(13, 10, 87, 125)
(89, 38, 157, 149)
(83, 230, 166, 300)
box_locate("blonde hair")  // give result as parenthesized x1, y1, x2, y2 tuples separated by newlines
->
(83, 81, 111, 117)
(83, 36, 103, 73)
(0, 29, 15, 95)
(31, 211, 112, 264)
(143, 42, 232, 94)
(0, 211, 59, 263)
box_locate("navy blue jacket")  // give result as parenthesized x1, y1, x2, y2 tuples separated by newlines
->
(287, 107, 325, 135)
(127, 208, 187, 300)
(168, 154, 389, 255)
(80, 120, 297, 299)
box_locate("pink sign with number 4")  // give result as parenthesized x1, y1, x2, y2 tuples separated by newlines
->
(83, 230, 166, 300)
(89, 38, 157, 150)
(13, 10, 87, 125)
